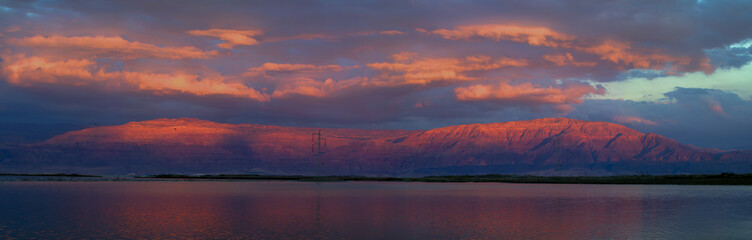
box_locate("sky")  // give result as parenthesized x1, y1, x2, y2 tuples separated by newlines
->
(1, 0, 751, 149)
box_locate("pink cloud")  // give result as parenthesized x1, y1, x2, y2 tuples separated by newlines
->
(263, 30, 406, 42)
(575, 40, 691, 70)
(421, 24, 709, 72)
(242, 62, 363, 98)
(543, 53, 596, 67)
(612, 116, 658, 125)
(378, 30, 405, 35)
(187, 28, 263, 49)
(2, 55, 269, 101)
(8, 35, 218, 59)
(3, 56, 95, 86)
(367, 52, 528, 86)
(244, 63, 346, 77)
(705, 100, 726, 116)
(270, 77, 367, 98)
(263, 33, 332, 42)
(420, 24, 574, 48)
(454, 82, 604, 108)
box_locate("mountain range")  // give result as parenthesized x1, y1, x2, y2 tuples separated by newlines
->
(1, 118, 750, 176)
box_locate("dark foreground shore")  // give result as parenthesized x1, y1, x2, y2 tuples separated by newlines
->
(3, 173, 752, 185)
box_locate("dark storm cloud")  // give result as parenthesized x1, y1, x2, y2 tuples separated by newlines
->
(570, 88, 752, 149)
(705, 39, 752, 69)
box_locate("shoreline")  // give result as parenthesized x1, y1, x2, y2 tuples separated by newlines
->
(2, 173, 752, 185)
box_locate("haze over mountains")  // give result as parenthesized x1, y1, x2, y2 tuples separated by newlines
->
(1, 118, 750, 176)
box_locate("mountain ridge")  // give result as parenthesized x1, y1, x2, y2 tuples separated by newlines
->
(1, 118, 750, 176)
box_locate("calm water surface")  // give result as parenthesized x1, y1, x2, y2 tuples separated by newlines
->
(1, 181, 751, 239)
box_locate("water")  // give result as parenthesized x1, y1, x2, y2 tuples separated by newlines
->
(1, 181, 751, 239)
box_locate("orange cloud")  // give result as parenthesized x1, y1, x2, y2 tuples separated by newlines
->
(612, 116, 658, 125)
(455, 82, 604, 106)
(244, 63, 345, 77)
(2, 55, 269, 101)
(245, 53, 531, 98)
(704, 99, 726, 116)
(241, 62, 362, 98)
(9, 35, 217, 59)
(264, 30, 405, 42)
(270, 77, 367, 98)
(187, 29, 263, 49)
(544, 53, 597, 67)
(264, 33, 331, 42)
(421, 24, 705, 72)
(420, 24, 575, 48)
(379, 30, 405, 35)
(3, 56, 95, 86)
(114, 72, 268, 101)
(367, 52, 528, 86)
(576, 40, 691, 70)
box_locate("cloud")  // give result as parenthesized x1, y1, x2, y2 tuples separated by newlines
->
(244, 63, 345, 77)
(367, 52, 528, 86)
(419, 24, 574, 48)
(1, 56, 269, 101)
(705, 38, 752, 69)
(707, 100, 725, 115)
(420, 24, 709, 73)
(187, 28, 263, 49)
(575, 40, 701, 71)
(591, 61, 752, 102)
(262, 33, 332, 42)
(544, 53, 596, 67)
(612, 116, 657, 125)
(263, 30, 406, 42)
(4, 0, 752, 148)
(241, 62, 361, 98)
(3, 56, 95, 85)
(571, 88, 752, 149)
(8, 35, 217, 59)
(270, 77, 367, 98)
(664, 88, 734, 117)
(378, 30, 405, 35)
(454, 82, 604, 111)
(114, 72, 269, 101)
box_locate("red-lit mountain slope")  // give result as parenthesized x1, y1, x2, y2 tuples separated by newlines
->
(1, 118, 748, 175)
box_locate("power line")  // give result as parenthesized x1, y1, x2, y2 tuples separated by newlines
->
(555, 138, 563, 170)
(312, 129, 327, 176)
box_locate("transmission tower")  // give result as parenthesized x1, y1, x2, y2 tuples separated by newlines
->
(554, 139, 563, 170)
(312, 129, 327, 176)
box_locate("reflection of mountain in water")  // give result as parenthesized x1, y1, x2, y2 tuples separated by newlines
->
(5, 182, 752, 239)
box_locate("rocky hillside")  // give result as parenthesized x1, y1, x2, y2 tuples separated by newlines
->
(1, 118, 749, 176)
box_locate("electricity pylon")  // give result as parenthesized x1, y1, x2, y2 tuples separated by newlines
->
(312, 129, 327, 176)
(554, 139, 563, 170)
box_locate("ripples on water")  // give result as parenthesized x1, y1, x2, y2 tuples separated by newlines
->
(1, 181, 751, 239)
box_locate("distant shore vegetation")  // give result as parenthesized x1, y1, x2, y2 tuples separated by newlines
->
(2, 173, 752, 185)
(142, 173, 752, 185)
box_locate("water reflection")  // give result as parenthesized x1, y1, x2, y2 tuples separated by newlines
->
(0, 182, 751, 239)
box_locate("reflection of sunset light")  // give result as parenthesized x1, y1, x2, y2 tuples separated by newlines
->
(69, 182, 647, 239)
